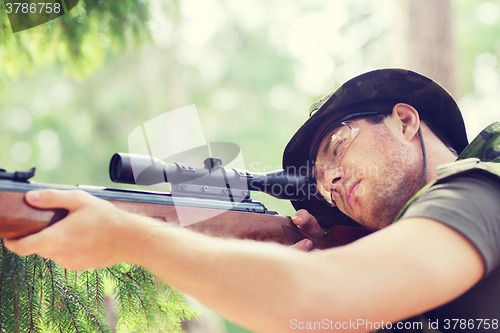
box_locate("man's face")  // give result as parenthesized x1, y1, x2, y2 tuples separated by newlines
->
(314, 118, 422, 230)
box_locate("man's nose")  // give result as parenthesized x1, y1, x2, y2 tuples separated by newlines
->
(321, 167, 345, 194)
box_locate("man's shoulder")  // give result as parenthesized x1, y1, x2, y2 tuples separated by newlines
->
(393, 158, 500, 222)
(435, 158, 500, 184)
(458, 122, 500, 162)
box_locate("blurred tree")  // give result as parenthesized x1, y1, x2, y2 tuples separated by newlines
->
(391, 0, 457, 95)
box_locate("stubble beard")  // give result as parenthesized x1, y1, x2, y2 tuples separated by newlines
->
(354, 126, 423, 230)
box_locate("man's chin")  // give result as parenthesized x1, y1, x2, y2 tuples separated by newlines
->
(338, 198, 397, 230)
(351, 207, 398, 230)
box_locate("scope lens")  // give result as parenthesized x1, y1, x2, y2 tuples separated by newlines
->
(109, 153, 124, 182)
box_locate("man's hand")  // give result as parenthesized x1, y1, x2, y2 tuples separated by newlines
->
(3, 189, 147, 271)
(291, 209, 326, 252)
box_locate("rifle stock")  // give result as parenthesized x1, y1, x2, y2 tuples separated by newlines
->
(0, 182, 372, 249)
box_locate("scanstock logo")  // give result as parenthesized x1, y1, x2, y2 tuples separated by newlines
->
(3, 0, 79, 33)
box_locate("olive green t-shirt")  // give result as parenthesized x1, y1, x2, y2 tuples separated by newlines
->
(401, 171, 500, 332)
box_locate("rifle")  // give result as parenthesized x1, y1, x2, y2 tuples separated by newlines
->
(0, 154, 372, 249)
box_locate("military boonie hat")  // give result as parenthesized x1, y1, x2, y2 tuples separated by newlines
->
(282, 68, 468, 230)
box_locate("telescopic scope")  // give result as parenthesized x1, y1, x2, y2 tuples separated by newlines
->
(109, 153, 316, 201)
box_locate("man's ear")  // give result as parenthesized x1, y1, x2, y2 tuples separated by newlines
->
(389, 103, 420, 142)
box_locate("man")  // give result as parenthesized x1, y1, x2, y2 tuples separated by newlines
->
(4, 69, 500, 332)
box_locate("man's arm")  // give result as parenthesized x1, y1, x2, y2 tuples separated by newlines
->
(4, 190, 484, 333)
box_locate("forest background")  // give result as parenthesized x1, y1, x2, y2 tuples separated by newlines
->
(0, 0, 499, 332)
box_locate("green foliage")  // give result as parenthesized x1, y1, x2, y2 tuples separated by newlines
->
(107, 264, 197, 332)
(452, 0, 500, 94)
(0, 0, 178, 79)
(0, 244, 198, 332)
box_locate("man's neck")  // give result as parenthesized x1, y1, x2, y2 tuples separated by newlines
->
(424, 145, 458, 184)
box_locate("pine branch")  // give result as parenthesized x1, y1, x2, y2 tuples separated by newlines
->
(64, 287, 107, 333)
(0, 0, 181, 79)
(77, 270, 109, 331)
(0, 247, 6, 332)
(22, 256, 36, 332)
(0, 242, 197, 332)
(13, 253, 19, 332)
(106, 266, 150, 328)
(62, 289, 82, 333)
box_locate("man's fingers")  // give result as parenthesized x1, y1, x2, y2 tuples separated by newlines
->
(291, 238, 314, 252)
(25, 189, 91, 212)
(4, 189, 92, 258)
(4, 233, 44, 257)
(292, 209, 326, 239)
(291, 209, 310, 227)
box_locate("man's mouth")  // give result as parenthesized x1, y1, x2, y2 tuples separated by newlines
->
(346, 179, 361, 210)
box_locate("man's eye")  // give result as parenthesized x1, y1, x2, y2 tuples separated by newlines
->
(333, 139, 345, 156)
